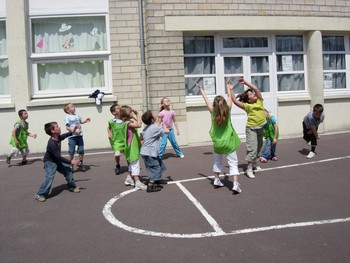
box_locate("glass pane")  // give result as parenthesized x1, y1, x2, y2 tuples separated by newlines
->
(184, 57, 215, 75)
(224, 57, 243, 74)
(277, 55, 304, 71)
(37, 60, 105, 91)
(183, 36, 214, 54)
(251, 76, 270, 92)
(0, 21, 7, 56)
(185, 77, 216, 96)
(0, 59, 9, 95)
(225, 77, 245, 94)
(323, 54, 345, 70)
(32, 16, 107, 54)
(223, 37, 268, 48)
(251, 56, 269, 73)
(322, 36, 345, 52)
(277, 74, 305, 91)
(323, 73, 346, 89)
(276, 35, 303, 52)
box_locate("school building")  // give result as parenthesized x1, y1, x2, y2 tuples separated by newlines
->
(1, 0, 350, 155)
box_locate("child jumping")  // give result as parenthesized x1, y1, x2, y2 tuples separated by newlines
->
(7, 109, 37, 165)
(140, 110, 170, 192)
(158, 97, 184, 159)
(120, 106, 147, 190)
(63, 103, 91, 171)
(260, 109, 279, 163)
(196, 82, 242, 194)
(35, 122, 81, 202)
(107, 103, 125, 175)
(303, 103, 325, 158)
(230, 77, 266, 179)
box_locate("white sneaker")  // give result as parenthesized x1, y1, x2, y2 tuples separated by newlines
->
(213, 178, 224, 188)
(307, 151, 316, 159)
(232, 182, 242, 194)
(179, 154, 185, 158)
(135, 181, 147, 190)
(307, 141, 311, 146)
(246, 169, 255, 179)
(124, 176, 135, 186)
(254, 166, 262, 171)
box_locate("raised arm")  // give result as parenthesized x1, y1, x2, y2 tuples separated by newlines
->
(239, 77, 263, 100)
(196, 83, 213, 112)
(226, 77, 244, 109)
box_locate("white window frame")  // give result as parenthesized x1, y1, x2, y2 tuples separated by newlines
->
(0, 18, 10, 101)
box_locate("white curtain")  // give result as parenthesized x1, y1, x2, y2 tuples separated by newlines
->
(0, 21, 9, 95)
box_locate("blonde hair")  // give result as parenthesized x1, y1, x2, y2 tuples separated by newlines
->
(212, 95, 229, 126)
(63, 103, 73, 113)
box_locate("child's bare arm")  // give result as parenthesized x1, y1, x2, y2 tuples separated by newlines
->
(82, 118, 91, 124)
(227, 78, 244, 109)
(310, 125, 320, 139)
(196, 83, 213, 112)
(28, 132, 37, 139)
(273, 124, 278, 144)
(173, 116, 180, 135)
(11, 127, 19, 145)
(162, 123, 170, 134)
(239, 77, 263, 100)
(107, 126, 112, 139)
(128, 111, 142, 128)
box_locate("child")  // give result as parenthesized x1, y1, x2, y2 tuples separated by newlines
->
(35, 122, 81, 202)
(63, 103, 91, 171)
(120, 106, 147, 190)
(260, 109, 279, 163)
(107, 103, 125, 175)
(140, 110, 170, 192)
(303, 103, 325, 159)
(158, 97, 184, 159)
(196, 82, 242, 194)
(229, 77, 266, 179)
(7, 109, 37, 165)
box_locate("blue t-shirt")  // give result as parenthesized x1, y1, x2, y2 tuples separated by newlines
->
(65, 114, 83, 137)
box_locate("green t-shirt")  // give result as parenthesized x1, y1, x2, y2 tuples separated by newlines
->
(209, 111, 241, 154)
(243, 98, 266, 127)
(124, 121, 141, 163)
(108, 118, 125, 151)
(10, 120, 29, 149)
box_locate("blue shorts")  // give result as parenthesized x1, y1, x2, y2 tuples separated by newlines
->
(68, 136, 85, 157)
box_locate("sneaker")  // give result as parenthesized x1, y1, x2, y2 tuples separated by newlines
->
(246, 169, 255, 179)
(307, 151, 316, 159)
(77, 161, 86, 172)
(307, 141, 311, 146)
(253, 166, 262, 171)
(179, 154, 185, 158)
(147, 183, 162, 193)
(213, 178, 224, 188)
(154, 180, 168, 185)
(232, 182, 242, 194)
(21, 160, 27, 165)
(124, 176, 135, 186)
(6, 156, 11, 164)
(35, 194, 46, 202)
(259, 157, 267, 163)
(114, 165, 121, 175)
(272, 157, 278, 161)
(69, 187, 81, 193)
(135, 181, 147, 190)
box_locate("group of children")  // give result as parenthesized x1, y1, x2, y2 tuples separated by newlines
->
(5, 80, 325, 201)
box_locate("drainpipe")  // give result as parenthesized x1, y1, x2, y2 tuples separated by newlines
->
(138, 0, 148, 112)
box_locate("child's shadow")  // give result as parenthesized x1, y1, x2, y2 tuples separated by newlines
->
(162, 153, 178, 160)
(298, 148, 310, 156)
(8, 158, 42, 167)
(198, 172, 231, 189)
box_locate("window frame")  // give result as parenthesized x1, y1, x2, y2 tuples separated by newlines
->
(0, 18, 10, 100)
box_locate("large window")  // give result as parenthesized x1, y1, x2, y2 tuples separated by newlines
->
(30, 16, 110, 97)
(276, 35, 305, 91)
(322, 36, 346, 90)
(0, 20, 9, 96)
(183, 36, 215, 96)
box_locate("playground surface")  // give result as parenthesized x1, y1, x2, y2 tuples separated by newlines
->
(1, 132, 350, 263)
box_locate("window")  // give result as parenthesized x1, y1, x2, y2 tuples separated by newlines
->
(276, 35, 305, 91)
(183, 36, 215, 96)
(0, 20, 9, 96)
(322, 36, 346, 89)
(30, 16, 110, 97)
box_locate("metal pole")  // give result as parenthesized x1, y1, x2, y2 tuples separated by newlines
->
(138, 0, 148, 112)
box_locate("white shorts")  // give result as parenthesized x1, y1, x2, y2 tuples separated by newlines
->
(128, 159, 140, 176)
(213, 151, 239, 176)
(10, 147, 29, 157)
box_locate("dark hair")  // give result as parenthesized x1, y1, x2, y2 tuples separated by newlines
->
(18, 109, 27, 118)
(159, 97, 168, 112)
(142, 110, 154, 125)
(110, 103, 120, 114)
(120, 105, 137, 121)
(313, 103, 324, 113)
(236, 89, 253, 103)
(44, 122, 57, 136)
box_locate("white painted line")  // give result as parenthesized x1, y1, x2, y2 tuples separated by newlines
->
(176, 182, 224, 234)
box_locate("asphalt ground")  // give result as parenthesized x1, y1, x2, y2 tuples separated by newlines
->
(1, 132, 350, 263)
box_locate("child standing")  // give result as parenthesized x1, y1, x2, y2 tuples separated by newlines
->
(120, 106, 147, 190)
(260, 109, 279, 163)
(229, 77, 266, 179)
(35, 122, 81, 202)
(196, 82, 242, 194)
(158, 97, 184, 159)
(7, 109, 37, 165)
(140, 110, 170, 192)
(107, 103, 125, 175)
(63, 103, 91, 171)
(303, 103, 325, 158)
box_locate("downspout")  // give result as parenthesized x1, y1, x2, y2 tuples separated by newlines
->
(138, 0, 148, 112)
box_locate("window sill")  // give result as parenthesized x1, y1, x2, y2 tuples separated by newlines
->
(0, 101, 15, 109)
